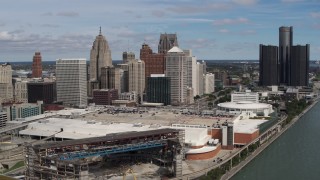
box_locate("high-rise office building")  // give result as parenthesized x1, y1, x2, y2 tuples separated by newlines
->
(290, 44, 309, 86)
(259, 45, 279, 86)
(14, 80, 28, 103)
(259, 26, 309, 87)
(116, 64, 129, 93)
(165, 46, 188, 105)
(122, 52, 135, 64)
(56, 59, 87, 107)
(0, 63, 13, 104)
(279, 26, 293, 84)
(32, 52, 42, 78)
(100, 66, 125, 94)
(140, 43, 165, 81)
(128, 59, 145, 102)
(158, 33, 178, 54)
(204, 73, 215, 94)
(146, 74, 171, 105)
(196, 62, 205, 96)
(27, 81, 56, 104)
(89, 27, 112, 96)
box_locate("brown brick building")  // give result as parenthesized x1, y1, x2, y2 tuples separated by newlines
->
(93, 89, 118, 105)
(32, 52, 42, 78)
(140, 43, 165, 79)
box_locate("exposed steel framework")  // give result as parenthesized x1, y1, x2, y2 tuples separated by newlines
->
(25, 128, 185, 179)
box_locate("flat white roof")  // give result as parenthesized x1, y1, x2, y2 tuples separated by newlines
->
(218, 102, 271, 109)
(185, 146, 218, 154)
(234, 119, 267, 134)
(19, 118, 212, 145)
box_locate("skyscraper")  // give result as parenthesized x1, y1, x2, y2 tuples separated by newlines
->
(122, 51, 135, 64)
(140, 43, 165, 81)
(32, 52, 42, 78)
(259, 45, 279, 86)
(56, 59, 87, 107)
(27, 81, 56, 104)
(128, 59, 145, 102)
(89, 27, 112, 95)
(100, 66, 125, 94)
(147, 74, 171, 105)
(290, 44, 310, 86)
(158, 33, 178, 54)
(204, 73, 215, 94)
(279, 26, 293, 84)
(165, 46, 188, 105)
(0, 63, 13, 104)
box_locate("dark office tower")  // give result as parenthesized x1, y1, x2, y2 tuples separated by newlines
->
(27, 82, 56, 104)
(158, 33, 178, 54)
(32, 52, 42, 78)
(290, 44, 310, 86)
(147, 75, 171, 105)
(279, 26, 293, 84)
(259, 45, 279, 86)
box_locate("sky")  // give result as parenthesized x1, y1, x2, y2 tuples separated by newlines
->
(0, 0, 319, 62)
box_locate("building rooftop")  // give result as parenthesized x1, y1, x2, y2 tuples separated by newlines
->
(168, 46, 183, 53)
(218, 101, 271, 109)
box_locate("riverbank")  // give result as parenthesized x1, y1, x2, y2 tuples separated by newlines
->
(221, 98, 319, 180)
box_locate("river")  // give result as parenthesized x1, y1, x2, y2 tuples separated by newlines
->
(231, 101, 320, 180)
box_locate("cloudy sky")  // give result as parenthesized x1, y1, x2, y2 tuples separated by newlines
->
(0, 0, 319, 62)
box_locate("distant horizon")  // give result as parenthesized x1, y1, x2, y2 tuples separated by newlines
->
(1, 59, 261, 63)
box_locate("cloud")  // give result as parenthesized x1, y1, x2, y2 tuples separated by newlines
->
(232, 0, 258, 5)
(310, 12, 320, 18)
(0, 31, 15, 41)
(152, 10, 165, 18)
(174, 18, 213, 23)
(219, 29, 230, 33)
(183, 38, 216, 49)
(41, 12, 53, 16)
(41, 24, 60, 28)
(240, 30, 256, 35)
(213, 17, 249, 26)
(0, 23, 5, 27)
(281, 0, 304, 2)
(167, 3, 230, 14)
(56, 12, 79, 17)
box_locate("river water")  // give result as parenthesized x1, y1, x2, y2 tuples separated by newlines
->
(231, 101, 320, 180)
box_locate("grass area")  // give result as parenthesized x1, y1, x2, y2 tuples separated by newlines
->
(0, 161, 24, 174)
(0, 175, 16, 180)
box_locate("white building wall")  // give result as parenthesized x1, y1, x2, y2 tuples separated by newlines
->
(0, 64, 13, 103)
(231, 92, 259, 103)
(191, 57, 198, 96)
(128, 60, 145, 102)
(14, 81, 28, 103)
(222, 126, 228, 146)
(56, 59, 87, 107)
(166, 50, 188, 105)
(204, 73, 215, 94)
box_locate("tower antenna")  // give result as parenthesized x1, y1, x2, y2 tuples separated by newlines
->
(99, 26, 102, 35)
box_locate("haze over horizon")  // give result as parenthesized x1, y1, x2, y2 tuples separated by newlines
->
(0, 0, 319, 62)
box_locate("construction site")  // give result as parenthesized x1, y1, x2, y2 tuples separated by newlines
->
(24, 128, 185, 179)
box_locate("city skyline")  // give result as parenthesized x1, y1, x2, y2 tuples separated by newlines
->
(0, 0, 319, 61)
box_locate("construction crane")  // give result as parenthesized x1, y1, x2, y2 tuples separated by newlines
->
(123, 168, 137, 180)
